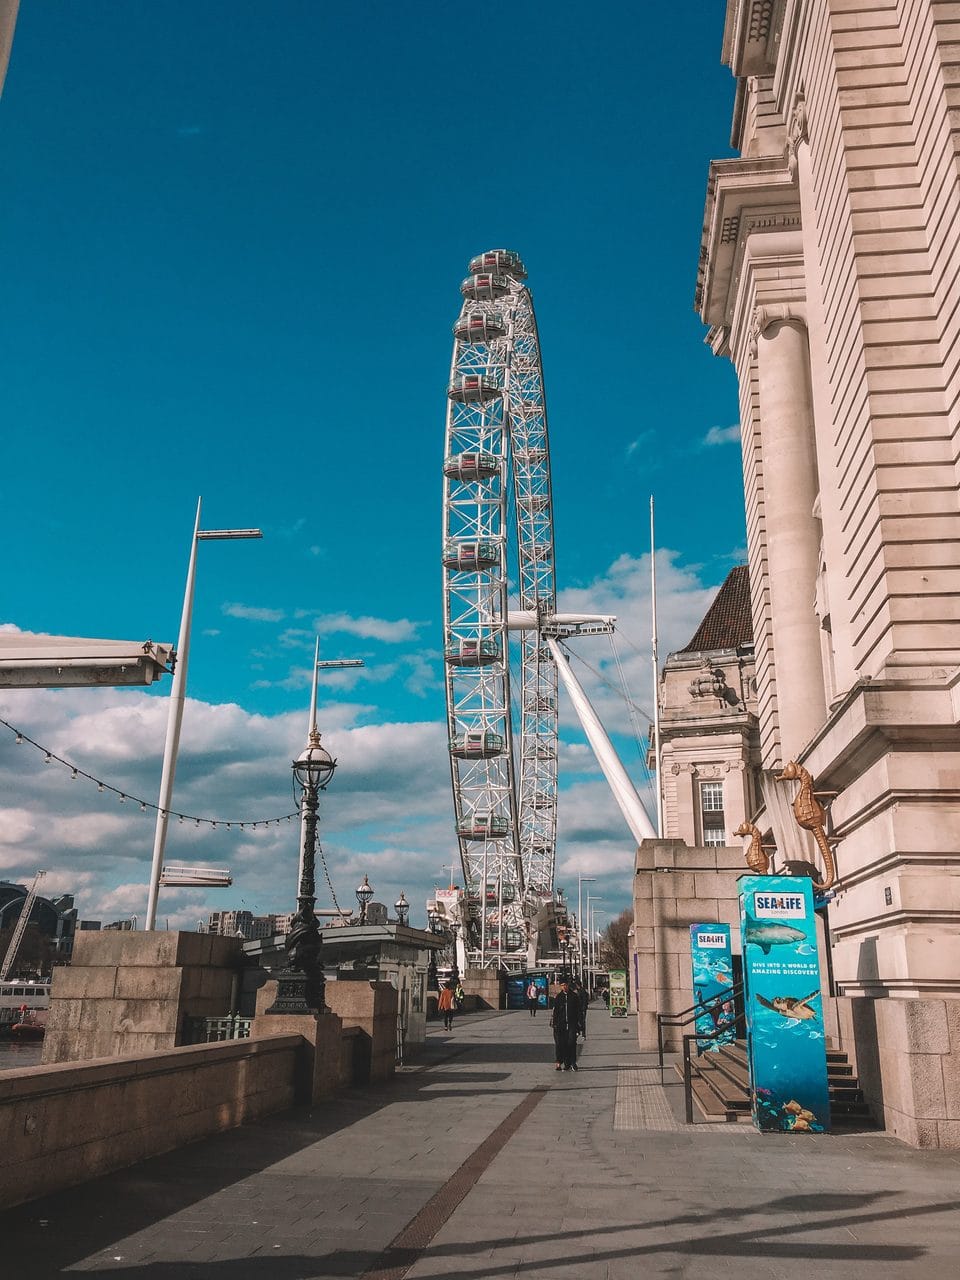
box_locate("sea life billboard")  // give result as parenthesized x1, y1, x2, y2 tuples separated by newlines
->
(739, 874, 830, 1133)
(689, 923, 735, 1053)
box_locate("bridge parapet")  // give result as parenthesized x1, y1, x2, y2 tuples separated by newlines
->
(0, 1034, 303, 1210)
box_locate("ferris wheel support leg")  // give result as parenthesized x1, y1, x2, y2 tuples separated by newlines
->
(545, 638, 656, 844)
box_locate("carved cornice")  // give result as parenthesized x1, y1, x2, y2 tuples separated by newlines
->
(696, 157, 800, 328)
(722, 0, 783, 79)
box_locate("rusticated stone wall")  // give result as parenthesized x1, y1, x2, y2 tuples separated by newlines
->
(43, 930, 242, 1063)
(833, 994, 960, 1149)
(0, 1035, 302, 1210)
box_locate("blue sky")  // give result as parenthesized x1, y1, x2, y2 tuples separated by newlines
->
(0, 3, 743, 932)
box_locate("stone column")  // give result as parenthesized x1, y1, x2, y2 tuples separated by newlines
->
(789, 99, 857, 697)
(752, 309, 827, 761)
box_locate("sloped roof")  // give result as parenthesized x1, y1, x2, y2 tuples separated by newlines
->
(680, 564, 753, 652)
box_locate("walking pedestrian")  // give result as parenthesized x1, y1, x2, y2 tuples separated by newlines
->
(437, 980, 455, 1031)
(571, 977, 588, 1039)
(550, 978, 579, 1071)
(526, 978, 540, 1017)
(454, 980, 465, 1012)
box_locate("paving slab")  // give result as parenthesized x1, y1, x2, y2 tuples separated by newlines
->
(2, 1004, 960, 1278)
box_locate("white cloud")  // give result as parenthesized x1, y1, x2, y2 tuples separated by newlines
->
(0, 686, 456, 928)
(0, 549, 728, 932)
(703, 424, 741, 447)
(310, 612, 422, 643)
(222, 603, 285, 623)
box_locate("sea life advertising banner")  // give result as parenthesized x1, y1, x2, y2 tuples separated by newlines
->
(739, 875, 830, 1133)
(689, 923, 735, 1053)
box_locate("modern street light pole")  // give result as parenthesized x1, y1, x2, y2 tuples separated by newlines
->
(593, 911, 607, 985)
(268, 654, 337, 1014)
(145, 499, 261, 930)
(586, 895, 603, 990)
(577, 875, 596, 980)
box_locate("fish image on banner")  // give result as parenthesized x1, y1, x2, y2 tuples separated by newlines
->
(689, 923, 736, 1053)
(739, 875, 830, 1133)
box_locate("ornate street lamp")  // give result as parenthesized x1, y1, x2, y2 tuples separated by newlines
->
(268, 648, 337, 1016)
(356, 874, 374, 924)
(394, 891, 410, 926)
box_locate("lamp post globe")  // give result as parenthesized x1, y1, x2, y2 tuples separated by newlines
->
(394, 891, 409, 926)
(293, 734, 336, 791)
(356, 874, 374, 924)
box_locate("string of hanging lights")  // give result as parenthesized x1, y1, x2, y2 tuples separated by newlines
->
(0, 716, 298, 831)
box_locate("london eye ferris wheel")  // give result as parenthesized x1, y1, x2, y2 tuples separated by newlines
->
(442, 250, 556, 966)
(441, 250, 657, 971)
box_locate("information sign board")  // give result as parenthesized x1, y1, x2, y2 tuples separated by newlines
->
(608, 969, 628, 1017)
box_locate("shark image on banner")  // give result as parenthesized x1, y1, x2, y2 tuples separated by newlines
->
(743, 914, 805, 955)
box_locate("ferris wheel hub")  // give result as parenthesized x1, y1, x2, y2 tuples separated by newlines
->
(506, 611, 617, 636)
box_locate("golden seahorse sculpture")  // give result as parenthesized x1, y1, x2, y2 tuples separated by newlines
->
(775, 760, 838, 891)
(733, 821, 773, 875)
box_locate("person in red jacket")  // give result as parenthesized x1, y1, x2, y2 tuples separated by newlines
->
(437, 981, 456, 1031)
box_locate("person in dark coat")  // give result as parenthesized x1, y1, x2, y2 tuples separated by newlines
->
(570, 978, 588, 1039)
(550, 979, 579, 1071)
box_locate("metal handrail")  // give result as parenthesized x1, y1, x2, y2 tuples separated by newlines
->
(681, 1011, 747, 1124)
(657, 983, 743, 1082)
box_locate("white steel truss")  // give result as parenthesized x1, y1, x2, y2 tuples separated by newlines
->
(442, 249, 557, 969)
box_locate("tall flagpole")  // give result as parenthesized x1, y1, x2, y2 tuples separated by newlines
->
(650, 495, 665, 837)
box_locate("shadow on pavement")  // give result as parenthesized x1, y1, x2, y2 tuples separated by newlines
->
(53, 1188, 949, 1279)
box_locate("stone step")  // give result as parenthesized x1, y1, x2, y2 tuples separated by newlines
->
(689, 1073, 743, 1123)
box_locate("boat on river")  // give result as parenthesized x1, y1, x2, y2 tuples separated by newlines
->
(10, 1006, 46, 1041)
(0, 979, 50, 1038)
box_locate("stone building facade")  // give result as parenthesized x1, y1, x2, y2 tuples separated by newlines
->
(656, 565, 761, 847)
(695, 0, 960, 1145)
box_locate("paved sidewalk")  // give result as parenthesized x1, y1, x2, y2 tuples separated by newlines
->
(4, 1006, 960, 1279)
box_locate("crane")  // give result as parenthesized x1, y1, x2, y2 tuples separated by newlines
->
(1, 870, 46, 981)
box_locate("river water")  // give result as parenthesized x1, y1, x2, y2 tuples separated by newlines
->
(0, 1039, 43, 1071)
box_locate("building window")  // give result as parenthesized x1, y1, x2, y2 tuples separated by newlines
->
(700, 781, 725, 846)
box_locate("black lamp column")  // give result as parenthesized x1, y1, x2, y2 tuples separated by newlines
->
(267, 727, 336, 1015)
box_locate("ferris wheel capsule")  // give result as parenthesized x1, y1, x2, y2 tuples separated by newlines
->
(444, 637, 502, 667)
(442, 540, 500, 572)
(468, 249, 527, 278)
(443, 452, 501, 482)
(453, 310, 507, 344)
(457, 813, 511, 839)
(447, 373, 502, 403)
(460, 273, 510, 301)
(451, 731, 505, 759)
